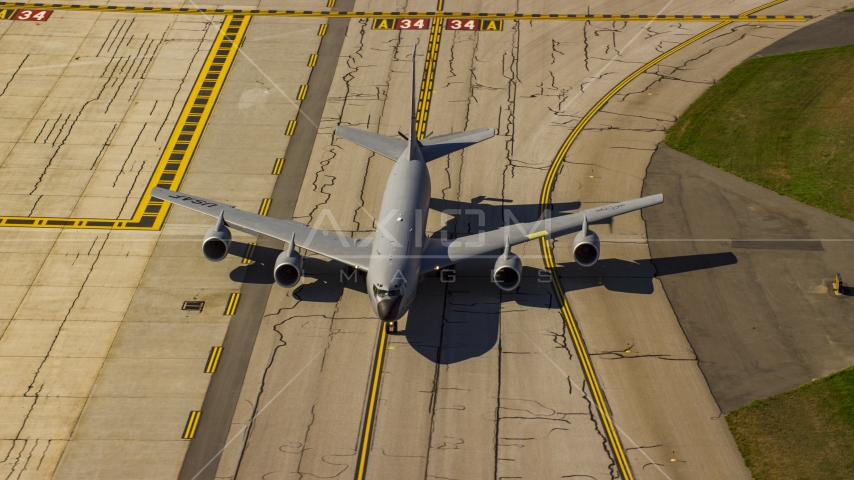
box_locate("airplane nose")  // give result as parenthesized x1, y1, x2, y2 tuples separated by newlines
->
(376, 296, 402, 321)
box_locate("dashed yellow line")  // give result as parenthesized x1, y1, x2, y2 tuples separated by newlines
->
(297, 84, 309, 100)
(537, 1, 788, 478)
(242, 243, 256, 264)
(285, 120, 297, 136)
(0, 4, 816, 21)
(205, 346, 223, 373)
(183, 410, 202, 439)
(317, 23, 327, 35)
(272, 157, 285, 175)
(0, 15, 249, 230)
(308, 53, 318, 67)
(224, 293, 240, 316)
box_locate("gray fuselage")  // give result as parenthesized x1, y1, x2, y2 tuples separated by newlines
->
(366, 140, 431, 321)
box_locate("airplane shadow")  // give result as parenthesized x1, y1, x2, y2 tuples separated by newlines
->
(227, 240, 737, 365)
(404, 251, 738, 364)
(228, 242, 366, 303)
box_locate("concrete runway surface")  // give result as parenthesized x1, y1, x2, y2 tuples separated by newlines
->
(0, 0, 849, 479)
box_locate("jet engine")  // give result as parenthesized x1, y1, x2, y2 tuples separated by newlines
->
(202, 213, 231, 261)
(274, 238, 302, 288)
(493, 240, 522, 291)
(572, 216, 600, 267)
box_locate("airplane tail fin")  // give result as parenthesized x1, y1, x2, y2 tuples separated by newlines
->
(335, 43, 495, 162)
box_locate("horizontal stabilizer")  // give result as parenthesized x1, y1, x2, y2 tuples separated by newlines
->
(335, 126, 407, 161)
(419, 128, 495, 161)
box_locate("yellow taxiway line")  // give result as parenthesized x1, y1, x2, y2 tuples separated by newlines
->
(414, 11, 443, 140)
(356, 3, 444, 475)
(537, 1, 788, 478)
(355, 325, 388, 480)
(0, 3, 816, 21)
(0, 14, 249, 230)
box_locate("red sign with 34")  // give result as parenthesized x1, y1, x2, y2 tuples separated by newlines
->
(395, 18, 430, 30)
(445, 19, 479, 30)
(14, 9, 52, 21)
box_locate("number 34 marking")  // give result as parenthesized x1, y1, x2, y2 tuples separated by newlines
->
(395, 18, 429, 30)
(9, 9, 52, 21)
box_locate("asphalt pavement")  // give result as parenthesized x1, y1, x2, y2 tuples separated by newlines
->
(643, 143, 854, 412)
(750, 11, 854, 58)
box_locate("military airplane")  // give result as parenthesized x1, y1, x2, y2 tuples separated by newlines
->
(151, 46, 663, 324)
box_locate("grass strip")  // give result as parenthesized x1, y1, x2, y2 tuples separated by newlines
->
(727, 365, 854, 479)
(666, 45, 854, 220)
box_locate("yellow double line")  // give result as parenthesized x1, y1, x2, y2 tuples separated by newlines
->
(0, 3, 815, 21)
(355, 4, 444, 477)
(537, 1, 787, 478)
(205, 346, 223, 373)
(224, 293, 240, 316)
(182, 410, 202, 439)
(0, 15, 249, 230)
(414, 14, 443, 139)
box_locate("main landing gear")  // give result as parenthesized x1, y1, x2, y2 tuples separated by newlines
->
(385, 321, 398, 334)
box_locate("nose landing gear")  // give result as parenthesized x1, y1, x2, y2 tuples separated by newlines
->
(386, 321, 398, 334)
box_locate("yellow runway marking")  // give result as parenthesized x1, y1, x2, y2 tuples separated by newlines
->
(272, 157, 285, 175)
(182, 410, 202, 439)
(0, 15, 249, 230)
(205, 346, 223, 373)
(297, 84, 308, 100)
(308, 53, 318, 67)
(355, 325, 388, 480)
(285, 120, 297, 136)
(354, 5, 444, 478)
(0, 4, 815, 21)
(414, 12, 442, 139)
(317, 23, 327, 35)
(258, 198, 271, 216)
(224, 293, 240, 316)
(326, 0, 335, 8)
(242, 243, 256, 264)
(537, 1, 788, 478)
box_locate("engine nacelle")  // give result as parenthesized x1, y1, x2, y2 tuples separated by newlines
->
(202, 223, 231, 262)
(493, 252, 522, 291)
(274, 250, 302, 288)
(572, 217, 600, 267)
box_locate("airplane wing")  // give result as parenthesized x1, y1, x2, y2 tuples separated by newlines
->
(420, 194, 663, 271)
(335, 126, 408, 161)
(150, 187, 373, 271)
(419, 128, 495, 161)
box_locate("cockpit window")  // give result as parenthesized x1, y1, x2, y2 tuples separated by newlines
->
(373, 284, 402, 298)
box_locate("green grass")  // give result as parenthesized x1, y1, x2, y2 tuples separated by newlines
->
(666, 45, 854, 220)
(726, 366, 854, 480)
